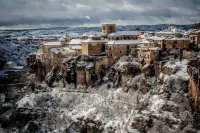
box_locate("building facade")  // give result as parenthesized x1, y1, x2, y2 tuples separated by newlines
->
(81, 35, 107, 55)
(165, 38, 190, 49)
(146, 36, 165, 48)
(138, 47, 161, 64)
(105, 40, 141, 56)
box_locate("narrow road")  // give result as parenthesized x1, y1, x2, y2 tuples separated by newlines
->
(0, 83, 25, 87)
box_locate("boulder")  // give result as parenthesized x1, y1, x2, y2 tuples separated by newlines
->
(0, 109, 15, 128)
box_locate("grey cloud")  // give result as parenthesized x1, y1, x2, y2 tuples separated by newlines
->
(0, 0, 199, 27)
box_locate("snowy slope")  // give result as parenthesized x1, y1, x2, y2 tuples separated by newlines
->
(0, 38, 38, 66)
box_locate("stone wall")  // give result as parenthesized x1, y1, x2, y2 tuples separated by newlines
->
(82, 43, 105, 55)
(154, 61, 162, 77)
(76, 68, 86, 85)
(95, 56, 115, 73)
(106, 44, 137, 57)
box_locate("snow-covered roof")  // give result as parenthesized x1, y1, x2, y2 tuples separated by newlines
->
(81, 39, 108, 43)
(6, 61, 14, 64)
(70, 45, 82, 50)
(156, 31, 182, 35)
(141, 39, 152, 44)
(108, 31, 138, 36)
(81, 32, 104, 37)
(147, 36, 165, 41)
(43, 41, 62, 46)
(68, 39, 82, 45)
(189, 35, 198, 37)
(88, 35, 101, 38)
(10, 66, 25, 70)
(166, 37, 189, 41)
(51, 47, 75, 55)
(149, 47, 162, 51)
(194, 30, 200, 33)
(107, 40, 142, 45)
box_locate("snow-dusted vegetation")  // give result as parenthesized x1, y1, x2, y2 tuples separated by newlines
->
(2, 57, 195, 133)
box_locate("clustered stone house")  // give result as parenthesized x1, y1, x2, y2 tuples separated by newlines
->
(27, 23, 200, 85)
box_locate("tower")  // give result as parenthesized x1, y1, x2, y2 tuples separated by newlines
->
(194, 22, 200, 29)
(101, 23, 116, 35)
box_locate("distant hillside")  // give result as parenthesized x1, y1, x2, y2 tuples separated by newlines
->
(0, 24, 194, 40)
(117, 24, 194, 31)
(0, 38, 38, 66)
(0, 24, 194, 32)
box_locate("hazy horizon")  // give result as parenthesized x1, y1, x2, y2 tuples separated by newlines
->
(0, 23, 195, 31)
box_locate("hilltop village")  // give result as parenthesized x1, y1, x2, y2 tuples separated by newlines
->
(27, 23, 200, 107)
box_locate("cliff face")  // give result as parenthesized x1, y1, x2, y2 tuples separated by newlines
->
(0, 56, 199, 133)
(188, 66, 200, 110)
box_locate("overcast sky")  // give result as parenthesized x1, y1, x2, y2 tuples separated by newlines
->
(0, 0, 200, 29)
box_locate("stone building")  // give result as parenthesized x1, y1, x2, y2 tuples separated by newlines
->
(68, 39, 82, 46)
(183, 30, 198, 46)
(165, 37, 190, 49)
(70, 45, 82, 55)
(155, 26, 184, 37)
(189, 30, 200, 46)
(101, 23, 116, 35)
(36, 41, 63, 63)
(81, 35, 108, 56)
(3, 62, 17, 70)
(50, 47, 77, 67)
(105, 40, 142, 57)
(138, 47, 161, 64)
(195, 22, 200, 29)
(146, 36, 165, 48)
(36, 41, 63, 72)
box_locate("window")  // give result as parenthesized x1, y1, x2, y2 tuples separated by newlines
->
(103, 26, 105, 30)
(110, 26, 113, 30)
(127, 45, 130, 50)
